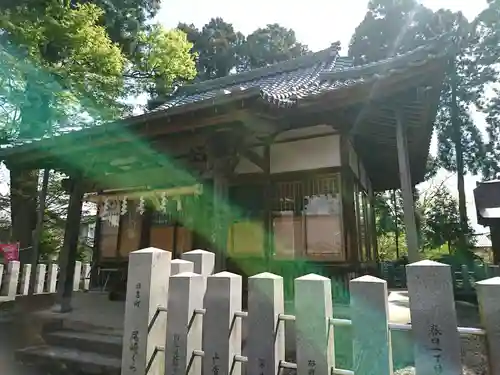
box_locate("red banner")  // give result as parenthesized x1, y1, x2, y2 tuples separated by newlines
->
(0, 243, 19, 262)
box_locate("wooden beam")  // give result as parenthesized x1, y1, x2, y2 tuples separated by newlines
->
(236, 111, 281, 138)
(4, 110, 247, 168)
(86, 184, 204, 202)
(241, 149, 266, 171)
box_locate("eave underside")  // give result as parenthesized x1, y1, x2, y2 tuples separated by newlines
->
(1, 57, 446, 193)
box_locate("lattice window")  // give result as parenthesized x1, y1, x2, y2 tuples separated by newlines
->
(272, 174, 344, 260)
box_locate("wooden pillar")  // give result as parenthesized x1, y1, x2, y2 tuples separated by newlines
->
(90, 204, 102, 289)
(139, 206, 153, 249)
(54, 178, 85, 312)
(395, 110, 419, 263)
(491, 224, 500, 265)
(212, 161, 229, 272)
(340, 134, 358, 263)
(263, 144, 273, 270)
(208, 133, 234, 272)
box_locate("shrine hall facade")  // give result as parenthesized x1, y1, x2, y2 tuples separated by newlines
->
(0, 35, 454, 285)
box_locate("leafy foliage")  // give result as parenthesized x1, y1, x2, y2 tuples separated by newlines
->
(239, 24, 308, 71)
(127, 24, 197, 97)
(348, 0, 498, 248)
(0, 2, 127, 137)
(0, 0, 196, 261)
(420, 185, 474, 250)
(178, 18, 245, 81)
(475, 0, 500, 179)
(176, 18, 309, 82)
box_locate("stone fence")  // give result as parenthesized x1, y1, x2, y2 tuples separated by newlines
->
(0, 260, 91, 301)
(121, 247, 500, 375)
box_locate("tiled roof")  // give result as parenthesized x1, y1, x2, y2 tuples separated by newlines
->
(0, 33, 455, 155)
(153, 32, 454, 113)
(153, 42, 353, 112)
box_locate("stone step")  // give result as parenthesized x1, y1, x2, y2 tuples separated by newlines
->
(16, 345, 121, 375)
(45, 330, 123, 358)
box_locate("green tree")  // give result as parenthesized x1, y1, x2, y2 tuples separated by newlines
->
(1, 2, 125, 262)
(178, 18, 245, 81)
(238, 24, 308, 71)
(177, 19, 309, 82)
(0, 1, 196, 262)
(419, 185, 472, 251)
(474, 0, 500, 179)
(349, 0, 489, 250)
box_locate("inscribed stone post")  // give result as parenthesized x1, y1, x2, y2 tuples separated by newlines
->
(350, 276, 392, 375)
(202, 272, 242, 375)
(1, 261, 20, 299)
(406, 260, 461, 375)
(34, 264, 47, 294)
(295, 274, 334, 375)
(19, 264, 31, 295)
(46, 263, 58, 293)
(461, 264, 472, 292)
(82, 263, 91, 291)
(73, 261, 82, 291)
(171, 259, 194, 276)
(121, 248, 171, 375)
(182, 249, 215, 297)
(476, 277, 500, 375)
(165, 272, 204, 375)
(247, 272, 284, 375)
(182, 250, 215, 276)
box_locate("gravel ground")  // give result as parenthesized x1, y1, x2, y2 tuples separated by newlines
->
(393, 301, 489, 375)
(0, 298, 489, 375)
(282, 301, 489, 375)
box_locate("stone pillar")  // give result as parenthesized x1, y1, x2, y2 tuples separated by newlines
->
(477, 277, 500, 375)
(171, 259, 194, 276)
(121, 248, 171, 375)
(165, 272, 205, 375)
(34, 264, 47, 294)
(1, 261, 20, 299)
(82, 263, 91, 291)
(19, 263, 32, 295)
(203, 272, 242, 375)
(395, 110, 419, 263)
(182, 249, 215, 276)
(461, 264, 472, 292)
(295, 274, 334, 375)
(73, 261, 82, 291)
(350, 275, 392, 375)
(46, 263, 58, 293)
(247, 272, 284, 375)
(406, 260, 461, 375)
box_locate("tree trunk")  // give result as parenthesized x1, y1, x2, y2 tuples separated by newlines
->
(9, 82, 49, 265)
(10, 167, 38, 264)
(29, 168, 50, 295)
(450, 59, 468, 251)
